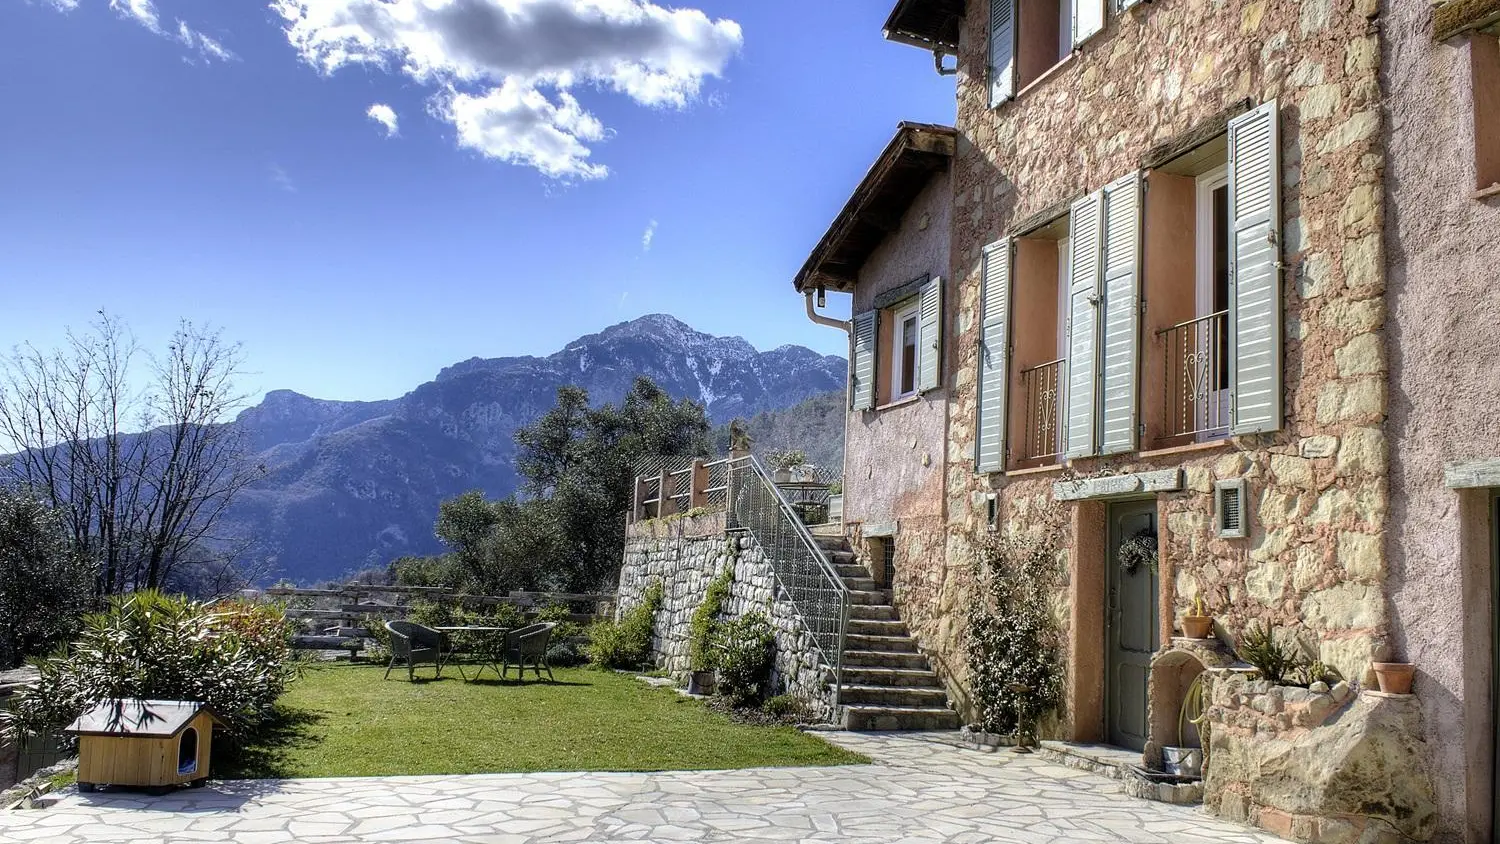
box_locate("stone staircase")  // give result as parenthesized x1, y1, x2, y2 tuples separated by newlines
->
(811, 529, 961, 731)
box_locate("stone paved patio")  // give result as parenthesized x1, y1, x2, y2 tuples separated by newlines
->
(0, 732, 1289, 843)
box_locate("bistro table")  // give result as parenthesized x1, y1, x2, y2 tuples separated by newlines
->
(434, 626, 512, 682)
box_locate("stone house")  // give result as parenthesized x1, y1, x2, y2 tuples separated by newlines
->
(779, 0, 1498, 840)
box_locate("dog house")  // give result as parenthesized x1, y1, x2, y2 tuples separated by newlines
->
(65, 699, 222, 793)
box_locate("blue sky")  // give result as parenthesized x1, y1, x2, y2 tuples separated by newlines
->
(1, 0, 954, 405)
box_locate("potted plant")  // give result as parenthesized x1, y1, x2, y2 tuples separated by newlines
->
(1182, 596, 1214, 640)
(687, 566, 733, 695)
(1372, 661, 1416, 695)
(1162, 673, 1206, 778)
(766, 449, 806, 484)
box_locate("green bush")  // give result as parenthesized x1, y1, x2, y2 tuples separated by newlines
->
(0, 490, 97, 669)
(762, 694, 807, 720)
(1, 591, 296, 740)
(965, 533, 1064, 740)
(714, 611, 775, 707)
(545, 642, 586, 667)
(586, 581, 662, 670)
(688, 566, 733, 671)
(536, 602, 584, 643)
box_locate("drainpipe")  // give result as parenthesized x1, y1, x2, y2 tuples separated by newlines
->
(804, 290, 848, 332)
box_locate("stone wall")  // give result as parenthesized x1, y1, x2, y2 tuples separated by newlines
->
(914, 0, 1394, 726)
(1383, 0, 1500, 838)
(616, 512, 836, 722)
(1205, 673, 1436, 843)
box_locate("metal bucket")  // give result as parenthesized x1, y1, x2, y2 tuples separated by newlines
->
(1162, 746, 1203, 778)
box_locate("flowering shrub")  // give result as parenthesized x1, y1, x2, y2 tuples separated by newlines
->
(1, 590, 295, 741)
(965, 532, 1064, 741)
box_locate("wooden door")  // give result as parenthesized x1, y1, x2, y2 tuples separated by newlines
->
(1107, 499, 1159, 751)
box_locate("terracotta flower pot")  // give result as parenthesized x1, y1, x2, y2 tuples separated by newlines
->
(1182, 615, 1214, 639)
(1373, 662, 1416, 695)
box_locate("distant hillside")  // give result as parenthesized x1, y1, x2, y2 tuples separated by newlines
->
(714, 389, 846, 474)
(225, 315, 847, 583)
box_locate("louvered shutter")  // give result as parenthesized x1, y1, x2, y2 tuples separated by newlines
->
(975, 242, 1012, 473)
(918, 277, 943, 393)
(1098, 172, 1142, 454)
(989, 0, 1016, 106)
(1227, 100, 1283, 434)
(1073, 0, 1106, 47)
(850, 310, 878, 412)
(1064, 192, 1104, 458)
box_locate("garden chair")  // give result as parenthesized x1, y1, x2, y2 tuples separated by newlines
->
(501, 622, 557, 682)
(383, 620, 450, 681)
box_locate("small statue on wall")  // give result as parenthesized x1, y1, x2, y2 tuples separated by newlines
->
(729, 419, 753, 457)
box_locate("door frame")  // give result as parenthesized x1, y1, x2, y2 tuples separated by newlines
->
(1105, 497, 1160, 751)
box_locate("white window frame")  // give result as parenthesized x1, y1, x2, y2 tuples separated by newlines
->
(1195, 162, 1230, 439)
(891, 301, 922, 401)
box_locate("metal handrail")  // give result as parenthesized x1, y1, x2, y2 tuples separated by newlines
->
(725, 455, 849, 711)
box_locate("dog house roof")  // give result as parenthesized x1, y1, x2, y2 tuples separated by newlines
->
(64, 699, 223, 738)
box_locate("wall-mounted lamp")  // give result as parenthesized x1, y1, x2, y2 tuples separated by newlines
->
(816, 286, 827, 308)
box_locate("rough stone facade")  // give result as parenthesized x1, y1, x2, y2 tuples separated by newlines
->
(617, 512, 836, 722)
(1382, 0, 1500, 840)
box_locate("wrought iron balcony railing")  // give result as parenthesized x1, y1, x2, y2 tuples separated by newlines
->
(1157, 309, 1230, 439)
(1018, 358, 1064, 463)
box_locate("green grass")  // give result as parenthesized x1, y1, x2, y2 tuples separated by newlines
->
(216, 663, 867, 779)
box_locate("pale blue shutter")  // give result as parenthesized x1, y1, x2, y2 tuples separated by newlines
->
(918, 277, 943, 393)
(1228, 100, 1283, 434)
(1064, 192, 1104, 458)
(1073, 0, 1106, 47)
(989, 0, 1016, 106)
(851, 310, 878, 412)
(976, 242, 1011, 472)
(1099, 172, 1142, 454)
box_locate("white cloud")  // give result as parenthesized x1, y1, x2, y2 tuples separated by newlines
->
(641, 219, 657, 252)
(269, 163, 296, 193)
(40, 0, 235, 61)
(273, 0, 742, 180)
(366, 103, 400, 137)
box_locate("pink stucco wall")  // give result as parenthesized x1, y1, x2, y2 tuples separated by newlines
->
(1384, 7, 1500, 841)
(841, 169, 953, 529)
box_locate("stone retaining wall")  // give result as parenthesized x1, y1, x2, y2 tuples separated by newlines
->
(617, 511, 836, 722)
(1204, 673, 1436, 842)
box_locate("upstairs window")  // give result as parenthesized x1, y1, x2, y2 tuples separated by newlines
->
(988, 0, 1105, 105)
(849, 277, 945, 411)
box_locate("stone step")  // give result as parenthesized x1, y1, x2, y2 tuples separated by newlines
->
(843, 633, 918, 653)
(847, 604, 899, 622)
(841, 650, 932, 671)
(840, 666, 943, 687)
(841, 576, 879, 592)
(828, 549, 856, 564)
(834, 564, 869, 581)
(837, 684, 950, 708)
(813, 535, 847, 551)
(843, 704, 962, 732)
(847, 589, 892, 606)
(846, 618, 908, 637)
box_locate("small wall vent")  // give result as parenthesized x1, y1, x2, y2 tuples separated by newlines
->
(1214, 479, 1248, 539)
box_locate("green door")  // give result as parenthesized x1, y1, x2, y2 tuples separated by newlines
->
(1107, 499, 1159, 751)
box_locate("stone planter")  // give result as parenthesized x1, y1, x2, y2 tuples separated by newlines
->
(1372, 662, 1416, 695)
(772, 468, 793, 484)
(687, 670, 717, 696)
(1181, 616, 1214, 639)
(1162, 746, 1203, 778)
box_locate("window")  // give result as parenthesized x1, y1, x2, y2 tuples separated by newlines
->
(849, 276, 944, 412)
(988, 0, 1105, 104)
(892, 302, 921, 400)
(975, 101, 1284, 472)
(1010, 217, 1070, 467)
(1474, 34, 1500, 194)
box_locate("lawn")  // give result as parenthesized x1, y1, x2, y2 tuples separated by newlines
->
(216, 663, 867, 778)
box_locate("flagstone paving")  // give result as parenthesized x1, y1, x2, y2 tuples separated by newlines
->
(0, 731, 1289, 843)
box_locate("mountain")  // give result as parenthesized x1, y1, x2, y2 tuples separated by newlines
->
(227, 315, 847, 583)
(713, 390, 847, 473)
